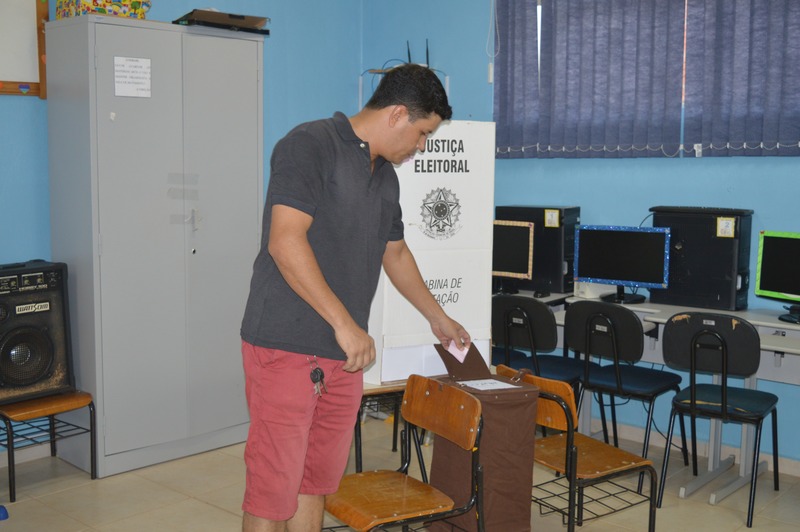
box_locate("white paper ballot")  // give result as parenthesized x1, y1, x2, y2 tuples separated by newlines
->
(447, 341, 469, 362)
(458, 379, 520, 391)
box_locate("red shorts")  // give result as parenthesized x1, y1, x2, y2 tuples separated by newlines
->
(241, 341, 362, 521)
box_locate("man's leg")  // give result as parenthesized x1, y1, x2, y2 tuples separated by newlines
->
(240, 344, 361, 530)
(242, 494, 323, 532)
(242, 511, 284, 532)
(241, 344, 318, 528)
(287, 494, 324, 532)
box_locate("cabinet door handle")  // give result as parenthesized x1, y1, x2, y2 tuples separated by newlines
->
(190, 208, 202, 232)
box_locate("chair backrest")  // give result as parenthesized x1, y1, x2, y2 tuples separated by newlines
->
(491, 294, 558, 353)
(401, 374, 482, 451)
(564, 300, 644, 363)
(495, 364, 577, 433)
(663, 312, 761, 378)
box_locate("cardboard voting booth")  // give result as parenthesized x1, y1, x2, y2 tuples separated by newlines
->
(364, 120, 495, 384)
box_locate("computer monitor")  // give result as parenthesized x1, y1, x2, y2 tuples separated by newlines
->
(492, 220, 534, 294)
(754, 231, 800, 323)
(574, 225, 671, 304)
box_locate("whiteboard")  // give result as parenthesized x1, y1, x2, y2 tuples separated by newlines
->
(0, 0, 39, 82)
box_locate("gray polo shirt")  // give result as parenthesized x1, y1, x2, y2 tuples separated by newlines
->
(241, 112, 404, 360)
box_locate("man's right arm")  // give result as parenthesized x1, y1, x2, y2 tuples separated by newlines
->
(268, 204, 376, 371)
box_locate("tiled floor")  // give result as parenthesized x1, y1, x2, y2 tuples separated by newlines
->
(0, 413, 798, 531)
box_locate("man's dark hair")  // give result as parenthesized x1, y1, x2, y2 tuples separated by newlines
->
(365, 64, 453, 121)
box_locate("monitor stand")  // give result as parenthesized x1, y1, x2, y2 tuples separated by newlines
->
(778, 313, 800, 324)
(492, 278, 519, 295)
(600, 285, 645, 305)
(778, 305, 800, 324)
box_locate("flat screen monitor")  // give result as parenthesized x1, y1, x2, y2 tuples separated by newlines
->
(492, 220, 534, 294)
(754, 231, 800, 323)
(574, 225, 670, 304)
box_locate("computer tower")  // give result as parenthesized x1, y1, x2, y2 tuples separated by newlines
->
(495, 205, 580, 294)
(650, 206, 753, 310)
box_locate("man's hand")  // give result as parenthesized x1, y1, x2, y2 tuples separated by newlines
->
(430, 316, 471, 351)
(335, 321, 376, 372)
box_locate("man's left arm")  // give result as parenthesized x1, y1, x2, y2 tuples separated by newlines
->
(381, 239, 471, 349)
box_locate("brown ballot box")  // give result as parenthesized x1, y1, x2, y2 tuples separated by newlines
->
(428, 344, 538, 532)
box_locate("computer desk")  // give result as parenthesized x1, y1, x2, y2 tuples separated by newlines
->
(551, 296, 800, 506)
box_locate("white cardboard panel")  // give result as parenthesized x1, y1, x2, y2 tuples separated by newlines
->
(365, 121, 495, 384)
(397, 121, 495, 252)
(382, 248, 492, 338)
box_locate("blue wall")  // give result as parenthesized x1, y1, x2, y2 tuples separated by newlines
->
(1, 0, 798, 459)
(0, 97, 49, 263)
(361, 0, 494, 122)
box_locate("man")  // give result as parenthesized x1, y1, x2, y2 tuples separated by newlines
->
(240, 64, 471, 532)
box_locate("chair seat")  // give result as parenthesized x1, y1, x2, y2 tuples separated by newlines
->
(491, 346, 529, 368)
(0, 391, 92, 422)
(674, 384, 778, 417)
(537, 356, 597, 384)
(586, 365, 682, 397)
(325, 470, 455, 532)
(535, 432, 654, 480)
(492, 348, 599, 384)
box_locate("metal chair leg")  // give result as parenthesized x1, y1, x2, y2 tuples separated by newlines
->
(610, 395, 619, 447)
(354, 406, 364, 473)
(678, 412, 689, 466)
(657, 409, 677, 508)
(771, 409, 779, 491)
(746, 420, 765, 528)
(597, 393, 609, 443)
(2, 418, 16, 503)
(638, 398, 657, 492)
(690, 415, 699, 476)
(89, 402, 97, 480)
(49, 415, 57, 456)
(392, 398, 400, 452)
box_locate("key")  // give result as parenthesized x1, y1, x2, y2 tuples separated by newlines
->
(310, 366, 326, 396)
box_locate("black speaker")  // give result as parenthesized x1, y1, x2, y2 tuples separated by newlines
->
(0, 260, 74, 404)
(650, 206, 753, 310)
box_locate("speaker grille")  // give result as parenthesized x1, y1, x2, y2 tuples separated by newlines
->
(0, 327, 55, 387)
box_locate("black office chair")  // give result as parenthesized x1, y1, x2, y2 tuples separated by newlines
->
(657, 312, 779, 528)
(492, 294, 593, 398)
(564, 300, 688, 470)
(491, 295, 532, 370)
